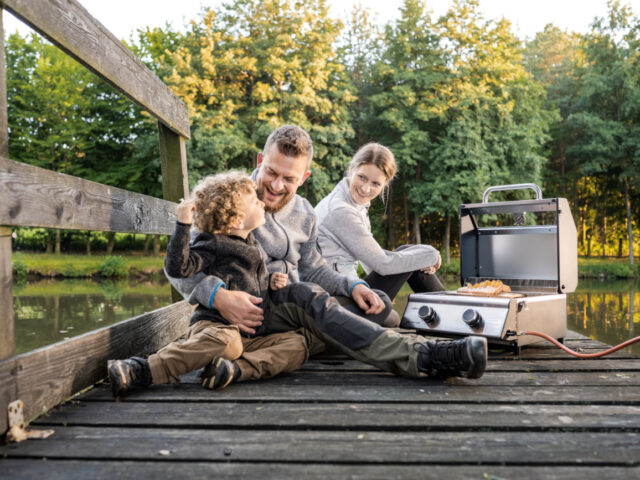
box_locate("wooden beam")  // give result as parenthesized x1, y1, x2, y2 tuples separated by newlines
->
(0, 156, 177, 234)
(158, 122, 189, 303)
(158, 122, 189, 203)
(0, 10, 15, 364)
(0, 301, 193, 434)
(0, 0, 190, 139)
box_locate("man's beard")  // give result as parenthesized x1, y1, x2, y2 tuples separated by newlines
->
(256, 184, 294, 213)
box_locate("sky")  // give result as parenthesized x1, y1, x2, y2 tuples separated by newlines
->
(2, 0, 639, 41)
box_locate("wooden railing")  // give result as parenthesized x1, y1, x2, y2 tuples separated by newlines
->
(0, 0, 193, 435)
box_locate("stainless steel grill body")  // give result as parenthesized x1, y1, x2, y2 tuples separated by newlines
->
(401, 184, 578, 347)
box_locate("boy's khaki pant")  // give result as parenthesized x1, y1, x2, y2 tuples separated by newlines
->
(148, 321, 309, 384)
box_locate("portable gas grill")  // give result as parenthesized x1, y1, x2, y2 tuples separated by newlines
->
(401, 183, 578, 351)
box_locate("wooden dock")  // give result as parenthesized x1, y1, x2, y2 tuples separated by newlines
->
(1, 331, 639, 479)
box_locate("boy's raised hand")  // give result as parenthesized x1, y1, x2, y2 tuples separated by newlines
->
(176, 198, 195, 224)
(270, 272, 288, 291)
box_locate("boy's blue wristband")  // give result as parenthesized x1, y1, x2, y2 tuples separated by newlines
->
(349, 280, 369, 295)
(208, 282, 227, 308)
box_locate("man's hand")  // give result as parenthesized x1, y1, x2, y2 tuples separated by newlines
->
(352, 283, 385, 315)
(212, 288, 264, 334)
(270, 272, 288, 291)
(175, 199, 195, 224)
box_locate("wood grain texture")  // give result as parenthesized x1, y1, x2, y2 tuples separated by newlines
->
(81, 379, 640, 404)
(0, 301, 192, 433)
(34, 402, 640, 431)
(0, 157, 177, 233)
(1, 460, 637, 480)
(2, 428, 640, 464)
(0, 0, 190, 138)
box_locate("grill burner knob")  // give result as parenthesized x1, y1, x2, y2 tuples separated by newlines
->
(417, 305, 438, 326)
(463, 309, 484, 329)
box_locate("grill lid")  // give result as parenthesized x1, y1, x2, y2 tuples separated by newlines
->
(459, 183, 578, 294)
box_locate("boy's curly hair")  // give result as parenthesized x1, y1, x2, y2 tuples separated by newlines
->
(191, 171, 256, 235)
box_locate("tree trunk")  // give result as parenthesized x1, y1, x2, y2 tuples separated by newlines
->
(413, 211, 422, 245)
(444, 213, 451, 263)
(54, 229, 61, 254)
(402, 174, 409, 244)
(386, 188, 394, 249)
(601, 195, 607, 258)
(46, 230, 53, 253)
(153, 234, 161, 255)
(144, 235, 151, 255)
(85, 231, 91, 256)
(618, 237, 623, 258)
(624, 177, 634, 265)
(106, 232, 116, 255)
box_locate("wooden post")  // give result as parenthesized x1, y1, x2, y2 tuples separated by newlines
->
(158, 122, 189, 302)
(0, 9, 14, 361)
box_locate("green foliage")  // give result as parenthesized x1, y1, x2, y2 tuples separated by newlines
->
(12, 253, 27, 283)
(98, 256, 128, 278)
(12, 253, 164, 278)
(578, 258, 636, 279)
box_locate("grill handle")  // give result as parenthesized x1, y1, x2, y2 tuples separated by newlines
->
(482, 183, 543, 203)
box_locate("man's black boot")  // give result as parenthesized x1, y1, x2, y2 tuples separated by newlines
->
(200, 357, 241, 390)
(416, 336, 487, 379)
(107, 357, 152, 398)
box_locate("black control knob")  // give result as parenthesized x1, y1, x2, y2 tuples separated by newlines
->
(418, 305, 439, 326)
(462, 308, 484, 329)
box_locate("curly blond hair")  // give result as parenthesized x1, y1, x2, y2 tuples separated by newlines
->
(191, 171, 256, 235)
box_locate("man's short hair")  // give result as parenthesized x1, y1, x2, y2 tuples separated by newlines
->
(263, 125, 313, 169)
(191, 171, 255, 235)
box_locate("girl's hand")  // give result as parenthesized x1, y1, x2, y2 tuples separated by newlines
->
(270, 272, 288, 291)
(176, 199, 195, 224)
(421, 252, 442, 275)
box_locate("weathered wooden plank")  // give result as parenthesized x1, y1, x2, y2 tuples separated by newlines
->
(158, 122, 189, 302)
(82, 381, 640, 404)
(1, 461, 636, 480)
(34, 402, 640, 431)
(158, 123, 189, 204)
(167, 369, 640, 387)
(0, 301, 192, 435)
(0, 157, 177, 233)
(2, 428, 639, 464)
(300, 358, 640, 372)
(0, 227, 12, 362)
(0, 0, 189, 138)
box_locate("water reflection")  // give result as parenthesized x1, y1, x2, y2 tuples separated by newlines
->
(13, 278, 173, 354)
(11, 277, 640, 357)
(393, 276, 640, 357)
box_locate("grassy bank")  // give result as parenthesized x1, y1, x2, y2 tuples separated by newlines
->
(12, 253, 165, 280)
(440, 257, 638, 279)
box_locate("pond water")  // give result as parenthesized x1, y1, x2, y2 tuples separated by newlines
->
(11, 276, 640, 357)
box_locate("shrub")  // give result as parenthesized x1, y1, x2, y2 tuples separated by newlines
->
(12, 254, 27, 283)
(98, 256, 128, 278)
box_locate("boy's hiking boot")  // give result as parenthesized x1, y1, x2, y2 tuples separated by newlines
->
(416, 336, 487, 379)
(201, 357, 241, 390)
(108, 357, 152, 398)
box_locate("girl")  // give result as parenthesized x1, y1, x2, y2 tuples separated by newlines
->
(315, 143, 444, 305)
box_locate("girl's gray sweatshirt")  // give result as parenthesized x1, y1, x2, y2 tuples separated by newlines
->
(314, 178, 440, 282)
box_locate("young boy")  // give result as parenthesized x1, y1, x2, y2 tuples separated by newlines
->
(108, 171, 309, 397)
(108, 171, 488, 398)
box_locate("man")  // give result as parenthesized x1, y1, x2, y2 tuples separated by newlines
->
(167, 125, 487, 379)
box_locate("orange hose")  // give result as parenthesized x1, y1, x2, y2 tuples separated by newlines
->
(519, 330, 640, 358)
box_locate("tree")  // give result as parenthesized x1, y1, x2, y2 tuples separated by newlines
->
(144, 0, 356, 203)
(565, 0, 640, 264)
